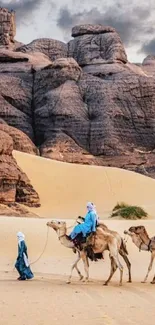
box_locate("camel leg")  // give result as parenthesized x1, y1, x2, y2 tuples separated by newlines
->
(81, 251, 89, 282)
(119, 250, 132, 283)
(66, 253, 83, 284)
(73, 251, 84, 281)
(75, 262, 84, 281)
(142, 251, 155, 283)
(109, 244, 123, 286)
(151, 274, 155, 284)
(104, 256, 118, 286)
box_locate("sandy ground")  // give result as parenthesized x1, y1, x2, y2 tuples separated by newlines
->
(0, 217, 155, 325)
(1, 151, 155, 324)
(13, 150, 155, 218)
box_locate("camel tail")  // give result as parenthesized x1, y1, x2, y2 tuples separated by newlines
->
(120, 238, 128, 255)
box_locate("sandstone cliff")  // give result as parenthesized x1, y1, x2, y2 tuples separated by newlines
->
(1, 9, 155, 184)
(0, 129, 40, 208)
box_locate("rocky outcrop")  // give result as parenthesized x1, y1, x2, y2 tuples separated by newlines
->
(0, 49, 52, 143)
(0, 51, 34, 139)
(72, 24, 116, 37)
(141, 55, 155, 77)
(0, 8, 16, 45)
(34, 58, 84, 147)
(0, 48, 51, 66)
(68, 24, 127, 66)
(0, 130, 40, 207)
(0, 124, 38, 155)
(33, 57, 155, 177)
(40, 131, 98, 164)
(16, 38, 68, 61)
(1, 12, 155, 179)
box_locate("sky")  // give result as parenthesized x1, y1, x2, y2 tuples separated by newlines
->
(0, 0, 155, 62)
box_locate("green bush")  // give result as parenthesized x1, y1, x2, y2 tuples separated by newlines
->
(111, 203, 148, 220)
(112, 202, 129, 211)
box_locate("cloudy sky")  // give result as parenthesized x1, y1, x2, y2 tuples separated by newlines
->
(0, 0, 155, 62)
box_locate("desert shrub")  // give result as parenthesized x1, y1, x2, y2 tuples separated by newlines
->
(111, 203, 148, 220)
(112, 202, 129, 211)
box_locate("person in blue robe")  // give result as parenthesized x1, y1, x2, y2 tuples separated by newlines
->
(69, 202, 98, 240)
(15, 232, 34, 281)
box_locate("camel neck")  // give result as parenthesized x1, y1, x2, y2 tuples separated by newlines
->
(131, 233, 148, 251)
(58, 228, 74, 249)
(138, 232, 150, 247)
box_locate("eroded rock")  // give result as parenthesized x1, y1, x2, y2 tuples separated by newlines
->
(0, 15, 155, 179)
(0, 130, 40, 206)
(68, 24, 127, 66)
(0, 124, 38, 155)
(16, 38, 67, 61)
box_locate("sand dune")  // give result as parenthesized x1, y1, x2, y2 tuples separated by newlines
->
(1, 217, 155, 325)
(13, 150, 155, 218)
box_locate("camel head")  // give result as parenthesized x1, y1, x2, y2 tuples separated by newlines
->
(124, 226, 145, 236)
(128, 226, 145, 235)
(46, 220, 67, 233)
(124, 227, 138, 235)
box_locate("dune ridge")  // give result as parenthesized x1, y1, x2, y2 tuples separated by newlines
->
(13, 150, 155, 218)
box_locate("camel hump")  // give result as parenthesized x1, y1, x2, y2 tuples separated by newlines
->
(98, 221, 108, 229)
(120, 238, 128, 255)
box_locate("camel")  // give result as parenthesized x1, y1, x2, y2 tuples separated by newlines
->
(124, 225, 155, 284)
(94, 221, 132, 283)
(47, 220, 89, 283)
(47, 220, 132, 286)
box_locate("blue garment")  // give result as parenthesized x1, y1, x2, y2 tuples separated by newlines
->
(70, 210, 97, 240)
(15, 241, 34, 280)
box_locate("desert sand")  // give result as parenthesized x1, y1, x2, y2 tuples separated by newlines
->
(1, 151, 155, 325)
(0, 217, 155, 325)
(13, 150, 155, 218)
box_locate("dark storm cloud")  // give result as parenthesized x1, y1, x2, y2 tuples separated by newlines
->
(57, 3, 155, 48)
(0, 0, 44, 23)
(141, 39, 155, 55)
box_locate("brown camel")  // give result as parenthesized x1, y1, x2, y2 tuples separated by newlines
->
(47, 220, 131, 286)
(94, 221, 132, 283)
(124, 226, 155, 284)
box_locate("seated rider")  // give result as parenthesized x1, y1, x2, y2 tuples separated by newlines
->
(69, 202, 98, 243)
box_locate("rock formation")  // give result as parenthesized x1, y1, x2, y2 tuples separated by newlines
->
(68, 24, 127, 66)
(1, 10, 155, 181)
(17, 38, 68, 61)
(0, 124, 38, 155)
(0, 129, 40, 207)
(0, 8, 16, 45)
